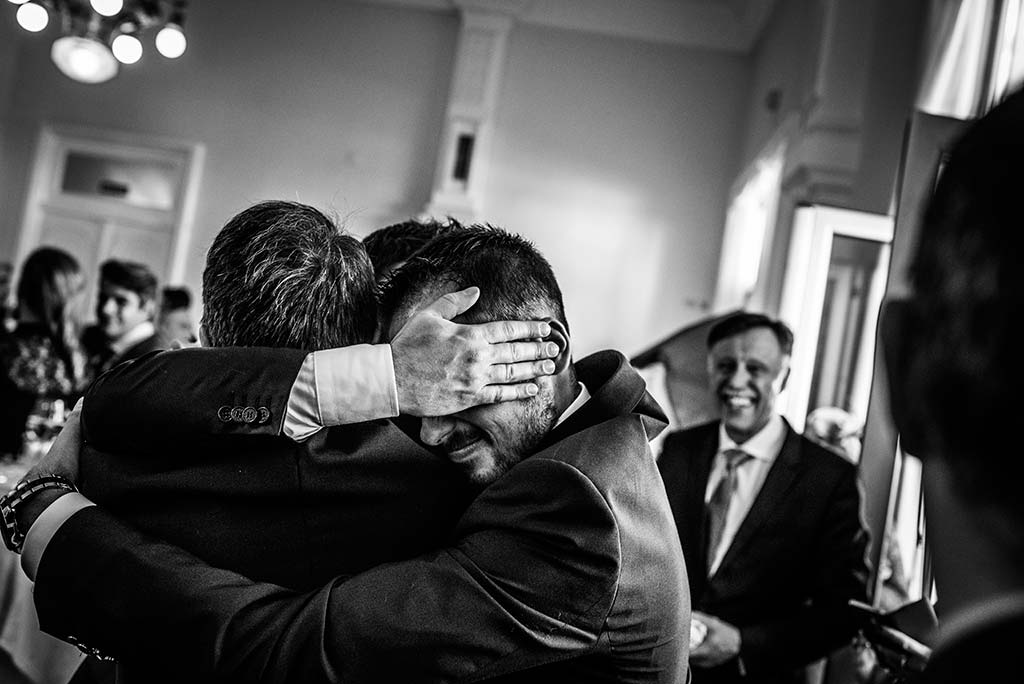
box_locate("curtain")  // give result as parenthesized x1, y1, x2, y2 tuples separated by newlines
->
(916, 0, 999, 119)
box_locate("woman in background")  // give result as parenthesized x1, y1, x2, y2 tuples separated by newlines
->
(0, 247, 89, 459)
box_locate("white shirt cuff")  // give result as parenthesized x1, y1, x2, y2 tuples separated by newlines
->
(283, 353, 320, 441)
(316, 344, 399, 426)
(283, 345, 399, 441)
(21, 492, 95, 581)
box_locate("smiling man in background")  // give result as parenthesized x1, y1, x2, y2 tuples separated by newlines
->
(657, 312, 869, 684)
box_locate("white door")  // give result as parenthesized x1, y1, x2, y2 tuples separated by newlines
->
(15, 124, 203, 321)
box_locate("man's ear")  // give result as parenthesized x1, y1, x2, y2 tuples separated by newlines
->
(144, 297, 158, 321)
(543, 318, 572, 374)
(778, 359, 792, 393)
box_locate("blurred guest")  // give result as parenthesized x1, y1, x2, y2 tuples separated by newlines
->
(881, 86, 1024, 683)
(81, 259, 162, 375)
(804, 406, 863, 465)
(0, 247, 88, 458)
(155, 286, 196, 347)
(362, 217, 451, 280)
(658, 312, 870, 683)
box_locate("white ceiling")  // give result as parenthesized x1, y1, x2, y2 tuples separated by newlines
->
(357, 0, 779, 53)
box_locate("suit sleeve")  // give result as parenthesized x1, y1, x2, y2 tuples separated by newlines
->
(82, 347, 308, 453)
(34, 458, 620, 683)
(738, 463, 870, 672)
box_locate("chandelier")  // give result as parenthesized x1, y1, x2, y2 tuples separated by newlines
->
(8, 0, 188, 84)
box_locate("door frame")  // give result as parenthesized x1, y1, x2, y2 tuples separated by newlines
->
(15, 123, 205, 287)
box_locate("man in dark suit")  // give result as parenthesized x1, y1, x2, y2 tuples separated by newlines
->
(14, 223, 690, 682)
(880, 87, 1024, 683)
(657, 312, 869, 683)
(81, 259, 164, 375)
(2, 203, 557, 684)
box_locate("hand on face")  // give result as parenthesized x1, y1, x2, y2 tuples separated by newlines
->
(390, 286, 560, 417)
(707, 327, 789, 443)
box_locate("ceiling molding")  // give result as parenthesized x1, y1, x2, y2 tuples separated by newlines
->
(354, 0, 778, 53)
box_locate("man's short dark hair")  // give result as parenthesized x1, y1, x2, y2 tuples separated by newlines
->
(380, 222, 567, 334)
(900, 86, 1024, 523)
(100, 259, 158, 302)
(362, 219, 451, 276)
(160, 286, 191, 312)
(707, 312, 794, 355)
(202, 200, 377, 350)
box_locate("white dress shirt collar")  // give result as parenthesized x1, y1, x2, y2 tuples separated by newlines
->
(110, 321, 156, 357)
(716, 412, 786, 463)
(554, 382, 590, 429)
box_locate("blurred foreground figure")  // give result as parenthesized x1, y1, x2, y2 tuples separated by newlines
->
(882, 86, 1024, 683)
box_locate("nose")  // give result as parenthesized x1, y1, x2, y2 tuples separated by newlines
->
(726, 365, 750, 389)
(100, 297, 117, 318)
(420, 417, 457, 447)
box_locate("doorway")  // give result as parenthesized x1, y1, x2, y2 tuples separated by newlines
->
(14, 124, 204, 322)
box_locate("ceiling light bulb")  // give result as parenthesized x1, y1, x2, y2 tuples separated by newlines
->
(16, 2, 48, 32)
(8, 0, 32, 6)
(155, 24, 186, 59)
(90, 0, 123, 17)
(111, 33, 142, 64)
(51, 36, 119, 84)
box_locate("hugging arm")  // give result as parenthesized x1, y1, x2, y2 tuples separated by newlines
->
(82, 346, 307, 452)
(84, 288, 559, 454)
(33, 459, 619, 683)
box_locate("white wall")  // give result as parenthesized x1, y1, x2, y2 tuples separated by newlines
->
(0, 1, 457, 290)
(483, 24, 749, 355)
(0, 0, 750, 356)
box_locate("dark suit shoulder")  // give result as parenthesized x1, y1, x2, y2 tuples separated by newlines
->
(658, 420, 718, 461)
(538, 413, 658, 487)
(794, 432, 859, 479)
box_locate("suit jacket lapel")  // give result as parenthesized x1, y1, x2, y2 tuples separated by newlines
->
(715, 422, 804, 574)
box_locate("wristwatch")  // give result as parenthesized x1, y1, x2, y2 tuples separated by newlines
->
(0, 474, 78, 554)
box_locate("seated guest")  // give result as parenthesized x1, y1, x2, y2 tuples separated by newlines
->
(155, 286, 196, 347)
(362, 217, 451, 280)
(81, 259, 162, 376)
(0, 247, 88, 458)
(15, 224, 689, 683)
